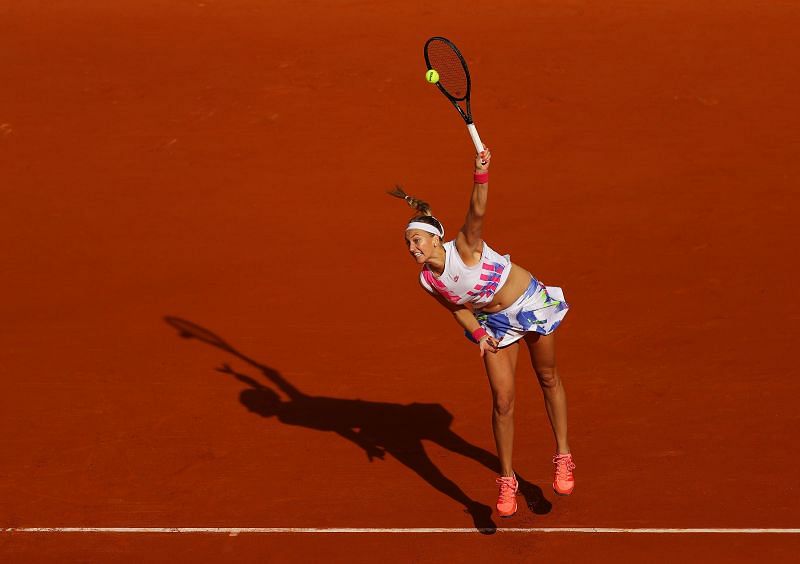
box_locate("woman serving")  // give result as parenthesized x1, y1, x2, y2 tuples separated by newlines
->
(390, 146, 575, 518)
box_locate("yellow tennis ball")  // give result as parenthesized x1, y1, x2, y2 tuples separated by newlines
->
(425, 69, 440, 84)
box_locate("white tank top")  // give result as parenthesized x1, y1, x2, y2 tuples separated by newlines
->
(419, 240, 512, 307)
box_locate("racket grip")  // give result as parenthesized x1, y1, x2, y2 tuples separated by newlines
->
(466, 123, 484, 156)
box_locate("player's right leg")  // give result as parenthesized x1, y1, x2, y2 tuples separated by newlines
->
(483, 341, 520, 517)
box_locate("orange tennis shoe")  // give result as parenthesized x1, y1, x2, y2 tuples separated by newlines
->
(495, 475, 519, 517)
(553, 453, 576, 496)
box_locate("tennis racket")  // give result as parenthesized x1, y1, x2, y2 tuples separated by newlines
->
(424, 36, 485, 157)
(164, 316, 234, 352)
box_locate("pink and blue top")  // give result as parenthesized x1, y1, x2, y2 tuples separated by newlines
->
(419, 240, 512, 307)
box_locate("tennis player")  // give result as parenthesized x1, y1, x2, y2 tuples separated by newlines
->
(390, 146, 575, 518)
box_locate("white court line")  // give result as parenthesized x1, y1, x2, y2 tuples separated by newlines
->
(2, 528, 800, 534)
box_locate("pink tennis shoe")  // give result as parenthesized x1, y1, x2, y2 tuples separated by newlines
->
(553, 453, 576, 496)
(495, 475, 519, 517)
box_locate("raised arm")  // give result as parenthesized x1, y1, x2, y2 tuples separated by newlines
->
(456, 146, 492, 258)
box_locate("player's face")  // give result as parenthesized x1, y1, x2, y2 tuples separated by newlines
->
(405, 229, 435, 264)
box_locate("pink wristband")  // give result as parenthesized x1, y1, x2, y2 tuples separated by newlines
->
(473, 172, 489, 184)
(471, 327, 488, 343)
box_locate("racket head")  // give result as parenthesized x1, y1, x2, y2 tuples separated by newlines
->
(424, 36, 472, 104)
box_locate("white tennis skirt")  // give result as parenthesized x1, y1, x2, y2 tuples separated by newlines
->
(468, 277, 569, 348)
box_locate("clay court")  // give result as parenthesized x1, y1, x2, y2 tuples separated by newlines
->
(2, 1, 799, 561)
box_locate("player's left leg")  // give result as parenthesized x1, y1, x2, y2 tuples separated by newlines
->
(523, 332, 575, 495)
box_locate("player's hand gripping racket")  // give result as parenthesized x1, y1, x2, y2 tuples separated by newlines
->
(424, 37, 485, 160)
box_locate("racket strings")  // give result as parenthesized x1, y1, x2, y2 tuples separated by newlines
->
(426, 40, 468, 100)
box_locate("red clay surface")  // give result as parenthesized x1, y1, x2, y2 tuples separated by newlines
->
(2, 0, 799, 561)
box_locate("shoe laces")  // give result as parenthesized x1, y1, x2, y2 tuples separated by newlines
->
(553, 454, 575, 480)
(496, 476, 517, 503)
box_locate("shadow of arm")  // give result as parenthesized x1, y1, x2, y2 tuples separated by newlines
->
(335, 428, 385, 462)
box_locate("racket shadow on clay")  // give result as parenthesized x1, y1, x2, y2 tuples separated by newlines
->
(164, 316, 552, 531)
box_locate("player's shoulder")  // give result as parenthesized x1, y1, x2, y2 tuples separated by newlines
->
(453, 231, 484, 264)
(418, 267, 435, 293)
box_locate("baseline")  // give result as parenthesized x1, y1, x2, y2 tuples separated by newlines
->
(3, 528, 800, 535)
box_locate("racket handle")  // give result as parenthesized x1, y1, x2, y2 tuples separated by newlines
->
(466, 123, 484, 156)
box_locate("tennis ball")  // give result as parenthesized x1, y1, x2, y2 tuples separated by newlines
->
(425, 69, 440, 84)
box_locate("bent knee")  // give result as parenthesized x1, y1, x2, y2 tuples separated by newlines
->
(535, 368, 561, 390)
(493, 395, 515, 417)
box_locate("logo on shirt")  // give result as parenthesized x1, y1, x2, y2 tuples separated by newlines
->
(452, 275, 459, 282)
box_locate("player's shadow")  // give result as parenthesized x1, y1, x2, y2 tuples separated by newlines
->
(164, 316, 551, 533)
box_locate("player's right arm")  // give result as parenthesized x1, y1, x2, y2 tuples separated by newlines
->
(455, 146, 492, 263)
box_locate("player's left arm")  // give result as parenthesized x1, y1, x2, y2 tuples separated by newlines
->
(422, 280, 499, 355)
(336, 428, 385, 461)
(456, 146, 491, 260)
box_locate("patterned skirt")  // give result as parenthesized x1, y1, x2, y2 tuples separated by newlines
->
(468, 277, 569, 348)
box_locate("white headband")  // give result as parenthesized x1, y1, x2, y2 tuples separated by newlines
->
(406, 221, 444, 238)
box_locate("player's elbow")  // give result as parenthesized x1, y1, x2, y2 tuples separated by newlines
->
(468, 207, 486, 224)
(451, 306, 472, 319)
